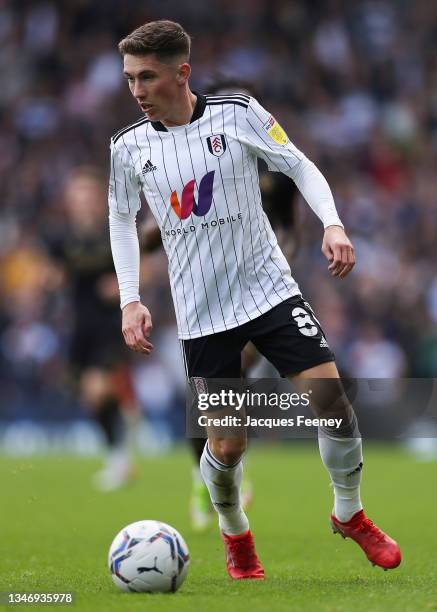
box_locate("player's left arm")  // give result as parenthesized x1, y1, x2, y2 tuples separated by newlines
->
(289, 157, 355, 278)
(242, 97, 355, 278)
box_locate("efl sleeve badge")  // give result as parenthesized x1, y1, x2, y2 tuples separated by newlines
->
(263, 116, 289, 146)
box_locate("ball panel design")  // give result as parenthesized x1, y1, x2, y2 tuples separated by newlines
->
(108, 520, 190, 593)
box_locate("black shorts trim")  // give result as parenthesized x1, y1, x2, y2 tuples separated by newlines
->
(280, 354, 335, 378)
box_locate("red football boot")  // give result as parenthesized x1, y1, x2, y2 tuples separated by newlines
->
(331, 510, 401, 570)
(221, 530, 265, 580)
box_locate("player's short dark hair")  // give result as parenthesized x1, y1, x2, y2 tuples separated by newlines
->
(118, 20, 191, 62)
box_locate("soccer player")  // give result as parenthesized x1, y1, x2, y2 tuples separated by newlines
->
(48, 167, 138, 491)
(139, 76, 297, 530)
(109, 20, 401, 578)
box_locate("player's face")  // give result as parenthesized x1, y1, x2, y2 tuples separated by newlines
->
(123, 53, 188, 123)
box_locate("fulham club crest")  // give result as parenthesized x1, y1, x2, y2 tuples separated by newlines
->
(206, 134, 227, 157)
(191, 377, 208, 397)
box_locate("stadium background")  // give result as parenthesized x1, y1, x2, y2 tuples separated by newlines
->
(1, 2, 437, 610)
(0, 0, 436, 448)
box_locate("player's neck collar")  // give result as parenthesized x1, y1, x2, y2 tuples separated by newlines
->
(151, 92, 206, 132)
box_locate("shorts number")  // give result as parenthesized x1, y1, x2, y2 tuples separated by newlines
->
(292, 306, 318, 337)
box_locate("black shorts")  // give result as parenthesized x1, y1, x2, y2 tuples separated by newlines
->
(70, 311, 128, 372)
(181, 295, 335, 379)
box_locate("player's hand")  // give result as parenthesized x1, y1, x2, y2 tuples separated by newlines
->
(322, 225, 355, 279)
(122, 301, 154, 354)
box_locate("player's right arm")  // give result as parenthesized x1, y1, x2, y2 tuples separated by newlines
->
(108, 139, 154, 354)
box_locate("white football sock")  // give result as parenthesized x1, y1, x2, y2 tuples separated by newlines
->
(200, 442, 249, 536)
(319, 432, 363, 523)
(106, 447, 131, 475)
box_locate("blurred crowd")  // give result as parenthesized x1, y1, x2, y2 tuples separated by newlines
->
(0, 0, 436, 431)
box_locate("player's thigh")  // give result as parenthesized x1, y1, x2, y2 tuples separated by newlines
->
(181, 328, 245, 380)
(250, 295, 335, 377)
(182, 330, 247, 460)
(182, 328, 244, 423)
(288, 352, 352, 418)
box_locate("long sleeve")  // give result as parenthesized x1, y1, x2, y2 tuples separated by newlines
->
(108, 137, 143, 309)
(242, 97, 343, 229)
(109, 209, 141, 310)
(286, 156, 343, 229)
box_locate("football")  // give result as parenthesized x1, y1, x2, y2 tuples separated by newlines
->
(108, 520, 190, 593)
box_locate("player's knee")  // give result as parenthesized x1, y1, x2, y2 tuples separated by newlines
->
(210, 437, 246, 466)
(80, 368, 113, 409)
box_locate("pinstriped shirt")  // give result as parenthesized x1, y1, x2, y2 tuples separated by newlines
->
(109, 94, 309, 339)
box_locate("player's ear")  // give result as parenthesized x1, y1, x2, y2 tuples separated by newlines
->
(176, 62, 191, 85)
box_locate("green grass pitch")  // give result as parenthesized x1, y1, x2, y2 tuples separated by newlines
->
(1, 443, 436, 611)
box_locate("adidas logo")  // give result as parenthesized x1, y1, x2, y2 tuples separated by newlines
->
(319, 336, 329, 348)
(142, 159, 157, 175)
(347, 462, 363, 477)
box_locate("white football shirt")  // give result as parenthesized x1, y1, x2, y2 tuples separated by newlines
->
(109, 94, 342, 339)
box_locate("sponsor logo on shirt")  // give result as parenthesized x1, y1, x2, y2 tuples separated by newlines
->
(163, 213, 242, 239)
(142, 159, 157, 175)
(263, 115, 289, 145)
(206, 134, 227, 157)
(170, 170, 215, 220)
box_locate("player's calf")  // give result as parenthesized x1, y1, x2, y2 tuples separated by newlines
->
(200, 441, 249, 536)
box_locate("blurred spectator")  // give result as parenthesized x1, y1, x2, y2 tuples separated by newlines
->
(0, 0, 436, 444)
(347, 323, 407, 378)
